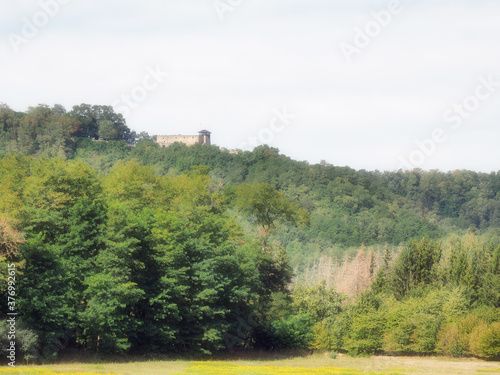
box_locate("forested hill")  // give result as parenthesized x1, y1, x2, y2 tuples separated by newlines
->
(1, 103, 500, 258)
(2, 104, 500, 360)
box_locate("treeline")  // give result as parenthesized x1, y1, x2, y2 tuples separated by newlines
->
(0, 155, 306, 360)
(81, 138, 500, 270)
(298, 236, 500, 359)
(2, 102, 500, 273)
(2, 103, 500, 251)
(0, 158, 499, 360)
(0, 103, 134, 159)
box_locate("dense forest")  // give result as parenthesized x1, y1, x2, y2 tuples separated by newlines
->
(1, 103, 500, 362)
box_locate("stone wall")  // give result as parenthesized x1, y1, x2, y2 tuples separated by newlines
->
(156, 135, 200, 147)
(156, 131, 211, 147)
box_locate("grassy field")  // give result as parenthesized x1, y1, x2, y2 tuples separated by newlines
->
(5, 354, 500, 375)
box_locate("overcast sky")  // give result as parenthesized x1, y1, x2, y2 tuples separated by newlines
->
(1, 0, 499, 172)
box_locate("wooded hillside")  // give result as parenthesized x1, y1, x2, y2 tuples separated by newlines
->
(1, 103, 499, 361)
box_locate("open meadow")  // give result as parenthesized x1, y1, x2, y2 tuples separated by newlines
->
(5, 354, 500, 375)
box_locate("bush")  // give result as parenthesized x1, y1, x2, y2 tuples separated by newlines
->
(437, 323, 465, 357)
(312, 319, 335, 351)
(330, 309, 353, 352)
(383, 320, 414, 354)
(345, 309, 385, 355)
(458, 314, 481, 354)
(383, 289, 452, 354)
(470, 322, 500, 359)
(254, 313, 314, 350)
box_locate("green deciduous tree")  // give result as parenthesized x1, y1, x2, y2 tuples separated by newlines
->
(235, 183, 309, 234)
(98, 120, 119, 140)
(292, 281, 343, 323)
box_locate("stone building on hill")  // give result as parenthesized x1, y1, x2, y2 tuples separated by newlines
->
(156, 129, 211, 148)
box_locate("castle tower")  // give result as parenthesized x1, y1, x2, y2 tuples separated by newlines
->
(198, 130, 211, 146)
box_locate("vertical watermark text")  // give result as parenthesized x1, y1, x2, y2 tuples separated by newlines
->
(6, 264, 17, 367)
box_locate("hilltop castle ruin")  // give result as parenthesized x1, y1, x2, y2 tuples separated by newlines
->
(156, 129, 211, 148)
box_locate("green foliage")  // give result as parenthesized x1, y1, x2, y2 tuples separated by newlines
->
(0, 103, 134, 160)
(69, 104, 133, 142)
(0, 322, 38, 364)
(438, 308, 500, 358)
(0, 156, 267, 357)
(382, 288, 467, 355)
(17, 236, 70, 358)
(254, 313, 314, 350)
(292, 282, 343, 323)
(98, 119, 120, 140)
(443, 235, 500, 307)
(341, 293, 386, 355)
(437, 323, 466, 357)
(345, 308, 385, 355)
(470, 322, 500, 359)
(150, 205, 253, 354)
(312, 307, 352, 352)
(5, 109, 499, 270)
(234, 182, 309, 234)
(391, 238, 442, 299)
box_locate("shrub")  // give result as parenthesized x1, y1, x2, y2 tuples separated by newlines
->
(383, 320, 414, 354)
(470, 322, 500, 359)
(383, 289, 456, 354)
(345, 309, 385, 355)
(254, 313, 314, 350)
(458, 314, 481, 354)
(437, 323, 465, 357)
(312, 319, 334, 351)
